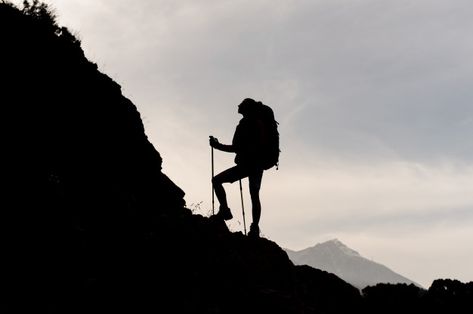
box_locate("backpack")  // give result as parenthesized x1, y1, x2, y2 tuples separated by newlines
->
(256, 102, 280, 170)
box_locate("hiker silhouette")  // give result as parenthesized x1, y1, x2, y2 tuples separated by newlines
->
(210, 98, 277, 238)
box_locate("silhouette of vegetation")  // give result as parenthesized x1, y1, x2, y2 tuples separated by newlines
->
(362, 283, 424, 313)
(1, 1, 471, 313)
(22, 0, 57, 26)
(426, 279, 473, 313)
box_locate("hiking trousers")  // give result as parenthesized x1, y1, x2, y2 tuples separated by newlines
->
(213, 164, 263, 192)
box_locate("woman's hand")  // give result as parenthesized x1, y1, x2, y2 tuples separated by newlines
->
(209, 136, 220, 148)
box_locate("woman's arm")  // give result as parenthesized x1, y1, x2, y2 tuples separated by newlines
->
(209, 136, 236, 153)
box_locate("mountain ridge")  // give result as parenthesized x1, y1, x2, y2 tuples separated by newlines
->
(286, 239, 422, 289)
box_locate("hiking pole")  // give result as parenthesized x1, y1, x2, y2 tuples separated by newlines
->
(211, 145, 215, 215)
(239, 179, 247, 235)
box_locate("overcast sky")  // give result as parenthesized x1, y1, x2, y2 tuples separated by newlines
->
(15, 0, 473, 287)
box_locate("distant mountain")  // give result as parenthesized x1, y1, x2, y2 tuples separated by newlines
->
(285, 239, 421, 289)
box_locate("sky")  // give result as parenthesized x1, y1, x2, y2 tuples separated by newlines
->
(13, 0, 473, 288)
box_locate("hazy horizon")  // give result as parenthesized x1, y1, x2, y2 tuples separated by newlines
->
(11, 0, 473, 288)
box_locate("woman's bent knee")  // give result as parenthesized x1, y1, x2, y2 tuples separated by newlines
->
(212, 175, 225, 186)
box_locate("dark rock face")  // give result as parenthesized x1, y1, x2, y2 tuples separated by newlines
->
(1, 1, 186, 312)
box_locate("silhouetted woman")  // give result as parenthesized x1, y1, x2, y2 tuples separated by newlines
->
(210, 98, 265, 238)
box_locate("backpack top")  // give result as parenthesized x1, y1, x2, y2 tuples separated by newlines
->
(233, 98, 280, 170)
(254, 101, 280, 170)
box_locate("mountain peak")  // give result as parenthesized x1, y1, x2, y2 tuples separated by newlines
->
(316, 239, 361, 257)
(288, 239, 420, 289)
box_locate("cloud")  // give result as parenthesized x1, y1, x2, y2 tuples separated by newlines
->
(34, 0, 473, 165)
(265, 160, 473, 226)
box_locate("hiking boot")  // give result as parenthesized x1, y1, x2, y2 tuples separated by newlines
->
(214, 206, 233, 221)
(248, 223, 260, 238)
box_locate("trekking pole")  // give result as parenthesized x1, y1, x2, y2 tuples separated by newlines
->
(211, 145, 215, 215)
(239, 179, 247, 235)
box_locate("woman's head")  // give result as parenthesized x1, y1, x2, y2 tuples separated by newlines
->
(238, 98, 259, 116)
